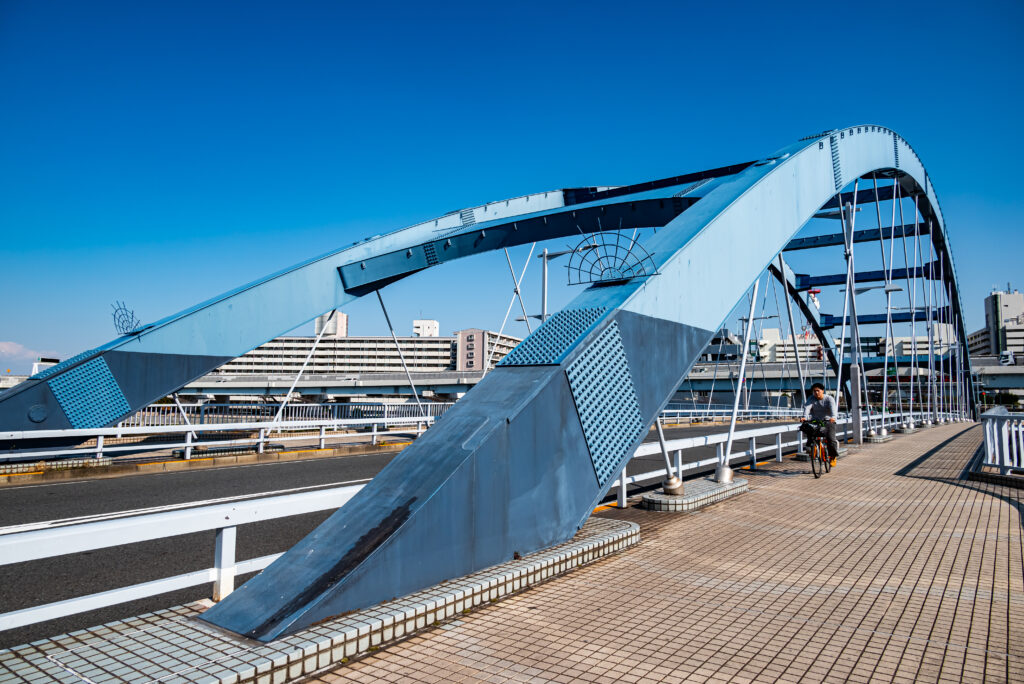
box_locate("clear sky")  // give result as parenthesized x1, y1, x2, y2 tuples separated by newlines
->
(2, 0, 1022, 373)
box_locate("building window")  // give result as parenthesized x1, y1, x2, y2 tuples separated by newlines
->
(467, 334, 475, 341)
(467, 360, 474, 367)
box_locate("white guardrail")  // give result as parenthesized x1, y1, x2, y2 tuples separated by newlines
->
(981, 407, 1024, 474)
(0, 410, 960, 633)
(0, 415, 438, 463)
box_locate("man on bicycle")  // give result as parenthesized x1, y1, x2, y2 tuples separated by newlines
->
(800, 382, 839, 466)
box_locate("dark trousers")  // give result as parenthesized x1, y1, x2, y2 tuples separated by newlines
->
(801, 421, 839, 460)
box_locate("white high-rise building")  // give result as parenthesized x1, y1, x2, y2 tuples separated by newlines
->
(315, 311, 349, 338)
(413, 320, 440, 337)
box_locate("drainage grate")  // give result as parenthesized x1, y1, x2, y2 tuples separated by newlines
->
(459, 208, 476, 226)
(565, 321, 644, 486)
(48, 357, 131, 429)
(499, 307, 606, 366)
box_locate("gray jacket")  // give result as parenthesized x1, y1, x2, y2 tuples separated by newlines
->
(803, 394, 838, 421)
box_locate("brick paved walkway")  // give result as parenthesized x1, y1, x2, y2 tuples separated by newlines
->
(308, 423, 1022, 683)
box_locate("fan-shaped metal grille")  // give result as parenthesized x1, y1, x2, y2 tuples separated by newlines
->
(566, 231, 656, 286)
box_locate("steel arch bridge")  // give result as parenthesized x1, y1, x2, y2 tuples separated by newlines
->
(0, 126, 974, 640)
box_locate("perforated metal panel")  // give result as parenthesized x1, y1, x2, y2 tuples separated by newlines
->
(48, 357, 131, 429)
(672, 177, 713, 197)
(498, 307, 606, 366)
(30, 349, 97, 381)
(829, 135, 842, 191)
(423, 243, 438, 266)
(565, 321, 644, 486)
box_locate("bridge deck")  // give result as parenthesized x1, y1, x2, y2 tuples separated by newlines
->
(312, 423, 1022, 683)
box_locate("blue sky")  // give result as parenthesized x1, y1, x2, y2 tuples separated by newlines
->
(1, 0, 1022, 373)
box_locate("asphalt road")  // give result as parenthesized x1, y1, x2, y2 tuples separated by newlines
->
(0, 420, 801, 648)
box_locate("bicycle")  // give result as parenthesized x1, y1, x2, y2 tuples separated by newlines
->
(805, 419, 832, 479)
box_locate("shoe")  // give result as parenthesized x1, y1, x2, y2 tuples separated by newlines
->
(830, 458, 837, 467)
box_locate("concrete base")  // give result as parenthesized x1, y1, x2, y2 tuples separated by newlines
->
(866, 434, 894, 443)
(0, 518, 638, 684)
(641, 477, 748, 512)
(893, 426, 918, 434)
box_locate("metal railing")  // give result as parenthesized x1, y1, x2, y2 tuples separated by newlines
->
(0, 415, 437, 464)
(120, 401, 454, 427)
(661, 406, 804, 423)
(0, 410, 961, 633)
(0, 486, 361, 632)
(981, 406, 1024, 474)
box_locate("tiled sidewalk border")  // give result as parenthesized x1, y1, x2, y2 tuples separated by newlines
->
(0, 518, 639, 683)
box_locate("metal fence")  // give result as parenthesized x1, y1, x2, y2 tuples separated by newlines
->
(0, 415, 437, 464)
(0, 410, 963, 633)
(981, 406, 1024, 474)
(120, 401, 454, 427)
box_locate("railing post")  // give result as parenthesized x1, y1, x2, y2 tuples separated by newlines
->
(617, 466, 628, 508)
(319, 425, 326, 450)
(95, 435, 104, 460)
(674, 449, 682, 479)
(372, 423, 378, 446)
(1000, 418, 1011, 474)
(775, 433, 783, 462)
(748, 437, 757, 470)
(213, 526, 237, 601)
(984, 418, 994, 466)
(184, 431, 193, 460)
(258, 428, 265, 454)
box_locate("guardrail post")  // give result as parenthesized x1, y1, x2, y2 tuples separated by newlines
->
(748, 437, 757, 470)
(617, 467, 628, 508)
(95, 435, 104, 460)
(258, 428, 265, 454)
(319, 425, 326, 449)
(372, 423, 378, 445)
(775, 433, 783, 462)
(213, 526, 237, 601)
(674, 449, 682, 479)
(184, 431, 193, 460)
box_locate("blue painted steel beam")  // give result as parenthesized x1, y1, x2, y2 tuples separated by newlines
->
(796, 261, 940, 289)
(819, 182, 896, 209)
(784, 223, 930, 252)
(819, 306, 947, 329)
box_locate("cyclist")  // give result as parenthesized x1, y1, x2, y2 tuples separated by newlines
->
(800, 383, 839, 467)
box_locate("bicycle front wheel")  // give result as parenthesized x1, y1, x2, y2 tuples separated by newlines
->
(810, 443, 822, 478)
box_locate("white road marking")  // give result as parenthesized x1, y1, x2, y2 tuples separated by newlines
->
(0, 478, 372, 535)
